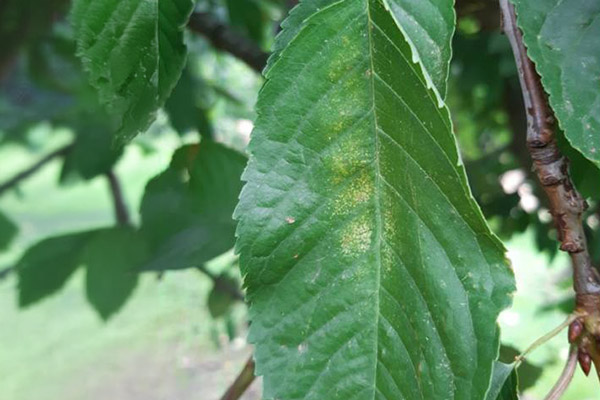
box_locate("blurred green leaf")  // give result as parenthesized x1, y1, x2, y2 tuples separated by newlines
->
(164, 67, 213, 138)
(207, 274, 238, 318)
(225, 0, 267, 45)
(84, 227, 147, 320)
(140, 140, 246, 271)
(0, 210, 18, 251)
(17, 230, 94, 307)
(71, 0, 194, 143)
(60, 120, 122, 183)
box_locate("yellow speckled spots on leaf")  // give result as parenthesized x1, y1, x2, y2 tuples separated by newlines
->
(340, 214, 373, 257)
(325, 121, 372, 184)
(332, 169, 374, 217)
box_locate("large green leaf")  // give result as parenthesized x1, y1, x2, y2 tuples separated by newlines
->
(0, 210, 17, 251)
(271, 0, 454, 97)
(17, 231, 94, 307)
(71, 0, 194, 143)
(235, 0, 514, 399)
(140, 140, 246, 271)
(84, 227, 147, 319)
(510, 0, 600, 166)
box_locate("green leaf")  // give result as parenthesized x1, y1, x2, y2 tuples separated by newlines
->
(510, 0, 600, 166)
(235, 0, 514, 399)
(60, 120, 123, 183)
(207, 275, 238, 318)
(226, 0, 267, 45)
(270, 0, 454, 97)
(17, 231, 94, 307)
(486, 362, 518, 400)
(140, 140, 246, 271)
(164, 67, 213, 138)
(71, 0, 194, 143)
(0, 210, 18, 251)
(83, 227, 147, 319)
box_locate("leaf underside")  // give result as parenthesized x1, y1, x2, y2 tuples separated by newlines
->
(511, 0, 600, 166)
(71, 0, 193, 143)
(236, 0, 514, 399)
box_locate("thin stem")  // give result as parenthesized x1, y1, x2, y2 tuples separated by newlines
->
(105, 170, 130, 226)
(515, 313, 582, 365)
(219, 356, 256, 400)
(544, 345, 578, 400)
(0, 144, 73, 196)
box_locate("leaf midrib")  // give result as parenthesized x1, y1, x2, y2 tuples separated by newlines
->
(365, 0, 384, 398)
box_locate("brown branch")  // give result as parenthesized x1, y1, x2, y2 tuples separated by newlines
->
(105, 170, 130, 226)
(219, 356, 256, 400)
(0, 143, 73, 196)
(188, 12, 268, 73)
(500, 0, 600, 381)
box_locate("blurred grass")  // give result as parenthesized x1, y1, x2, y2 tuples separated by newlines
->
(0, 131, 598, 399)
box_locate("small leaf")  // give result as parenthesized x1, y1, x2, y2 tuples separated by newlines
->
(17, 231, 94, 306)
(235, 0, 514, 398)
(71, 0, 194, 143)
(164, 67, 213, 138)
(140, 140, 246, 271)
(207, 275, 238, 318)
(0, 210, 18, 251)
(60, 118, 123, 183)
(225, 0, 267, 45)
(83, 227, 147, 319)
(511, 0, 600, 166)
(486, 362, 518, 400)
